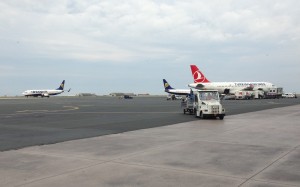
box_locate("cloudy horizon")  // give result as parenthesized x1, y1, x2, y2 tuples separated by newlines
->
(1, 0, 299, 96)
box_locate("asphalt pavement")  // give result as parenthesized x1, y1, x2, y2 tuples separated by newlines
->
(1, 103, 299, 187)
(1, 96, 300, 151)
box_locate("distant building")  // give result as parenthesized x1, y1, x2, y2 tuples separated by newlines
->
(109, 93, 124, 97)
(109, 93, 135, 97)
(138, 93, 150, 96)
(76, 93, 97, 97)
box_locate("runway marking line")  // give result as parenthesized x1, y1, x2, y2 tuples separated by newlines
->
(0, 110, 180, 117)
(16, 106, 79, 114)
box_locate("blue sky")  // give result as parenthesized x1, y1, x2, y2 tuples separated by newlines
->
(1, 0, 299, 96)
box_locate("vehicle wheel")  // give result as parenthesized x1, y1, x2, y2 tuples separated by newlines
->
(219, 115, 224, 120)
(200, 112, 205, 119)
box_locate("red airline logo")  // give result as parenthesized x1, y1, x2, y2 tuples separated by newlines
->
(190, 65, 210, 83)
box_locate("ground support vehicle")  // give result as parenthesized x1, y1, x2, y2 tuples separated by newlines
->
(166, 94, 172, 100)
(181, 96, 195, 115)
(192, 90, 225, 120)
(234, 90, 264, 99)
(122, 95, 133, 99)
(282, 93, 297, 98)
(265, 87, 283, 99)
(167, 94, 182, 100)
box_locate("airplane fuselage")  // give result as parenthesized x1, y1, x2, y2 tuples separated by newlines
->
(165, 89, 190, 95)
(22, 89, 64, 97)
(22, 80, 67, 98)
(188, 82, 275, 94)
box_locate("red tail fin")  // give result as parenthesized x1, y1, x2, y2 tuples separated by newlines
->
(190, 65, 210, 83)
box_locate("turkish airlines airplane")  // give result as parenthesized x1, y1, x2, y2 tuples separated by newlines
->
(22, 80, 71, 98)
(189, 65, 276, 94)
(163, 79, 191, 95)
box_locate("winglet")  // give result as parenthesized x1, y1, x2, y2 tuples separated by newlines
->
(190, 65, 210, 83)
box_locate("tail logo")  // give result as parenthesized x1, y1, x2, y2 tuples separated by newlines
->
(193, 70, 205, 83)
(164, 83, 170, 88)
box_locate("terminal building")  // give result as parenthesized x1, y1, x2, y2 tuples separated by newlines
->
(109, 93, 135, 97)
(76, 93, 97, 97)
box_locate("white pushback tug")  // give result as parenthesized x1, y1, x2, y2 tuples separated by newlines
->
(182, 90, 225, 120)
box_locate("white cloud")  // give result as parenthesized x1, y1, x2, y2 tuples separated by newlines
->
(1, 0, 300, 62)
(0, 0, 300, 94)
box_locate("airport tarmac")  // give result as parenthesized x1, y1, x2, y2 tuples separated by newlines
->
(0, 102, 299, 186)
(1, 96, 300, 151)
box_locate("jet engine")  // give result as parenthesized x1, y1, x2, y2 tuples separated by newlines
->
(42, 93, 49, 97)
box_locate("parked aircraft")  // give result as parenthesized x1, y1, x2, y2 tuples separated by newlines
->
(189, 65, 276, 94)
(163, 79, 191, 95)
(22, 80, 71, 98)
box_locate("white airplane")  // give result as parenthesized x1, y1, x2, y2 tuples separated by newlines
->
(188, 65, 276, 94)
(163, 79, 191, 95)
(22, 80, 71, 98)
